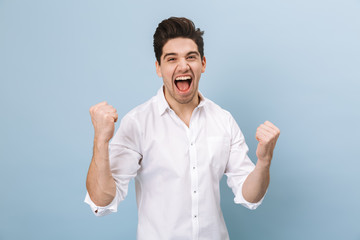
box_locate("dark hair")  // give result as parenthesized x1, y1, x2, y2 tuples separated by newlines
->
(153, 17, 204, 64)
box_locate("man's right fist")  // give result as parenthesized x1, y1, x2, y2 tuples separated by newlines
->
(89, 101, 118, 143)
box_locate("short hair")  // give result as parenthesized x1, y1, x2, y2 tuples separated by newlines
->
(153, 17, 204, 64)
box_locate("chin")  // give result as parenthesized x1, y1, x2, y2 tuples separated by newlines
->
(176, 93, 196, 105)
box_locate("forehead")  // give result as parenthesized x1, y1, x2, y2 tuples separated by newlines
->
(162, 37, 199, 56)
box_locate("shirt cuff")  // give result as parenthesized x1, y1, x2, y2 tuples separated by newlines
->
(84, 191, 119, 217)
(234, 180, 267, 210)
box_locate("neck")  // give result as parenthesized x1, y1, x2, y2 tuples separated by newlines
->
(165, 91, 200, 127)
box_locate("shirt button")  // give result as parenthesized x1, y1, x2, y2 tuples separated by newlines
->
(194, 215, 197, 218)
(193, 166, 196, 170)
(190, 142, 194, 146)
(194, 191, 197, 193)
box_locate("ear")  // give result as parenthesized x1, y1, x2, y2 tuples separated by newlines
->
(155, 61, 162, 77)
(201, 56, 206, 73)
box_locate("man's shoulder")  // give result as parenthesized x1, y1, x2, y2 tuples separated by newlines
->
(202, 97, 242, 137)
(203, 97, 232, 118)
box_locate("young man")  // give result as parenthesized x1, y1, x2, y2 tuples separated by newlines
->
(85, 17, 280, 240)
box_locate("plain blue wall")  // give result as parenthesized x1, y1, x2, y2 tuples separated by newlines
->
(1, 0, 359, 239)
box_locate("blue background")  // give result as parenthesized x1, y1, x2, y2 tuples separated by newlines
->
(1, 0, 359, 239)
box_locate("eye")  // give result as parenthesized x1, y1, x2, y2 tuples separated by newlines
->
(187, 55, 196, 60)
(167, 58, 175, 62)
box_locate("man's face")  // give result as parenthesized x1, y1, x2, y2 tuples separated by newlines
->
(156, 37, 206, 107)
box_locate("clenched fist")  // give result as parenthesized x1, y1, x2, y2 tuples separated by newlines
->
(89, 101, 118, 143)
(255, 121, 280, 167)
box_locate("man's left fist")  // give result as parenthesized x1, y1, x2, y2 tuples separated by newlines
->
(255, 121, 280, 167)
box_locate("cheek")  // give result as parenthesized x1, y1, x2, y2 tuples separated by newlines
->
(163, 68, 174, 79)
(162, 71, 173, 85)
(191, 62, 203, 72)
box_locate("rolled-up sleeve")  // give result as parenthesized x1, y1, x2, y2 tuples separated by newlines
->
(84, 114, 142, 216)
(224, 115, 266, 210)
(84, 190, 119, 217)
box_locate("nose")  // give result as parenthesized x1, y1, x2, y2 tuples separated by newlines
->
(177, 59, 190, 72)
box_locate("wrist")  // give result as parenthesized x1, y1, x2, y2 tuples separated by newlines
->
(94, 133, 111, 144)
(92, 139, 110, 163)
(256, 158, 271, 170)
(94, 137, 110, 148)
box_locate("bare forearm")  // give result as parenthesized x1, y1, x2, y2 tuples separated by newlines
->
(242, 120, 280, 203)
(86, 140, 116, 206)
(242, 161, 270, 203)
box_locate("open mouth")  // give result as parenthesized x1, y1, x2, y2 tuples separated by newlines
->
(174, 76, 192, 92)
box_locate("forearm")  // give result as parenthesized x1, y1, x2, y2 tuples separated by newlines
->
(86, 139, 116, 206)
(242, 120, 280, 203)
(242, 161, 270, 203)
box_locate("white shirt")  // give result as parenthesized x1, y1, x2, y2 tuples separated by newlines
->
(85, 86, 265, 240)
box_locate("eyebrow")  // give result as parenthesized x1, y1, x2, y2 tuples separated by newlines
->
(162, 51, 200, 60)
(163, 53, 177, 59)
(187, 51, 200, 56)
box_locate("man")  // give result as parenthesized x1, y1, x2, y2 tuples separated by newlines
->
(85, 17, 280, 240)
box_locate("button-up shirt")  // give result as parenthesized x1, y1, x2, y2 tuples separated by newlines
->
(85, 86, 265, 240)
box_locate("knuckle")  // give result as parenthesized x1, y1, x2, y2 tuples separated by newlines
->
(104, 114, 112, 121)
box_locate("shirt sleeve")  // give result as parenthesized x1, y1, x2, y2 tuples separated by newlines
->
(84, 114, 142, 216)
(224, 114, 266, 210)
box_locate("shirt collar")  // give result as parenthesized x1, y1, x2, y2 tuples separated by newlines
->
(157, 86, 207, 116)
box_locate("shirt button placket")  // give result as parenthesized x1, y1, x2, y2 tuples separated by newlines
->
(188, 127, 199, 240)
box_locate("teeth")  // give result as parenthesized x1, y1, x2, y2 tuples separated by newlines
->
(175, 76, 192, 81)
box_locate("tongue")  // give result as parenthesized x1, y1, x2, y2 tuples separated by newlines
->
(176, 80, 190, 91)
